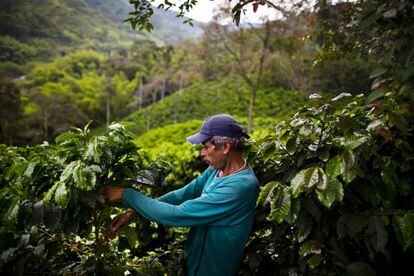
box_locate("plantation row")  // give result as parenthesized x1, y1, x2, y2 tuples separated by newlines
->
(0, 92, 412, 274)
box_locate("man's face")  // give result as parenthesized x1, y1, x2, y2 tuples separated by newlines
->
(200, 140, 227, 170)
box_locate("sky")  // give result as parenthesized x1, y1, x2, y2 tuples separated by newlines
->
(153, 0, 281, 24)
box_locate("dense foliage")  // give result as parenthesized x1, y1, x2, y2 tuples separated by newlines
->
(1, 0, 413, 275)
(123, 78, 306, 135)
(1, 90, 412, 274)
(0, 123, 182, 273)
(241, 92, 414, 274)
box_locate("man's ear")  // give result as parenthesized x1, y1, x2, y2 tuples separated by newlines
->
(223, 142, 231, 154)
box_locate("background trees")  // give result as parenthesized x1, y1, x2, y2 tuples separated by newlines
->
(0, 81, 21, 145)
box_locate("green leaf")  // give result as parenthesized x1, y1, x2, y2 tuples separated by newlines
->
(366, 119, 384, 131)
(343, 168, 357, 184)
(286, 197, 300, 224)
(256, 181, 279, 206)
(55, 132, 78, 144)
(367, 87, 387, 102)
(308, 255, 324, 269)
(344, 262, 375, 276)
(309, 93, 323, 99)
(267, 187, 291, 223)
(83, 120, 93, 133)
(84, 136, 109, 163)
(73, 161, 97, 191)
(54, 182, 70, 209)
(291, 167, 325, 197)
(299, 240, 322, 257)
(60, 161, 76, 184)
(326, 155, 344, 177)
(316, 177, 343, 208)
(342, 151, 356, 183)
(24, 160, 38, 178)
(326, 151, 355, 183)
(108, 123, 124, 131)
(369, 67, 387, 79)
(383, 8, 397, 18)
(342, 135, 369, 150)
(367, 216, 388, 254)
(290, 169, 307, 197)
(337, 214, 368, 239)
(2, 197, 20, 229)
(43, 183, 58, 206)
(85, 138, 101, 163)
(316, 168, 328, 190)
(122, 226, 138, 248)
(343, 150, 355, 170)
(393, 213, 414, 251)
(331, 93, 352, 102)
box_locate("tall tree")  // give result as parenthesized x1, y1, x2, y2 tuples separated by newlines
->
(0, 80, 21, 145)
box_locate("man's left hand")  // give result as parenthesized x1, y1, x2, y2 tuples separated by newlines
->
(102, 186, 125, 204)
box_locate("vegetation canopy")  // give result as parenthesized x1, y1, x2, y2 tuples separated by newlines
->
(0, 0, 413, 274)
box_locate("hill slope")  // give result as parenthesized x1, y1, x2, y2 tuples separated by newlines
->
(121, 76, 307, 136)
(0, 0, 203, 77)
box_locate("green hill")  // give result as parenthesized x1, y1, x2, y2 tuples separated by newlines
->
(122, 76, 307, 136)
(0, 0, 203, 78)
(135, 117, 279, 153)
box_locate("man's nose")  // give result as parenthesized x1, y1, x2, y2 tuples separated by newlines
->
(200, 149, 206, 157)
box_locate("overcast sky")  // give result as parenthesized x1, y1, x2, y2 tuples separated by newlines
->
(153, 0, 281, 24)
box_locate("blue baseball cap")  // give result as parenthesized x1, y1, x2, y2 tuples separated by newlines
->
(186, 114, 250, 144)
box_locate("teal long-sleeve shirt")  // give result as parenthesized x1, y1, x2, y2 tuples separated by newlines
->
(122, 166, 260, 276)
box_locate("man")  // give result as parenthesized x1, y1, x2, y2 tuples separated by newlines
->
(103, 114, 259, 275)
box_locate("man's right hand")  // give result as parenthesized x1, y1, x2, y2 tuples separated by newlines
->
(107, 211, 137, 239)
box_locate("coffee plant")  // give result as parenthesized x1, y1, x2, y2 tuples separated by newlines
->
(0, 122, 181, 274)
(242, 92, 414, 275)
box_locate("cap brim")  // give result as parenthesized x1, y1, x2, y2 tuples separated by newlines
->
(186, 133, 211, 144)
(242, 131, 250, 139)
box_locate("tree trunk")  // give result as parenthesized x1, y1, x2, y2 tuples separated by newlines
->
(146, 111, 150, 132)
(106, 94, 110, 126)
(139, 76, 143, 109)
(161, 77, 166, 99)
(174, 75, 184, 124)
(43, 110, 48, 141)
(316, 0, 330, 46)
(248, 21, 271, 133)
(247, 85, 257, 133)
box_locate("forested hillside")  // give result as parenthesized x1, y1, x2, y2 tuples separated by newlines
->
(0, 0, 203, 79)
(1, 3, 374, 145)
(123, 77, 306, 135)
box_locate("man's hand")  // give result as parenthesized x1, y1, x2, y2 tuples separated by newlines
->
(107, 211, 137, 239)
(102, 186, 126, 204)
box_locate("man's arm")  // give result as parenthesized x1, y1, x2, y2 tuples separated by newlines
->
(103, 167, 214, 234)
(156, 167, 213, 205)
(122, 179, 253, 227)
